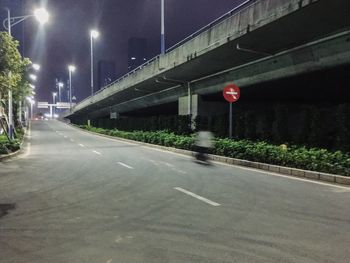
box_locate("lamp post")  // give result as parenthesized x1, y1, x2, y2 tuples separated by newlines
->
(3, 7, 49, 139)
(90, 30, 99, 96)
(30, 99, 35, 120)
(52, 92, 57, 118)
(161, 0, 165, 54)
(68, 65, 76, 109)
(20, 64, 40, 124)
(58, 82, 64, 102)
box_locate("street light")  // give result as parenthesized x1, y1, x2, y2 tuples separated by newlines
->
(26, 97, 35, 120)
(68, 65, 76, 109)
(34, 8, 50, 24)
(29, 74, 37, 81)
(52, 92, 57, 104)
(58, 82, 64, 102)
(32, 63, 41, 71)
(2, 7, 49, 139)
(90, 29, 99, 96)
(161, 0, 165, 54)
(52, 92, 57, 118)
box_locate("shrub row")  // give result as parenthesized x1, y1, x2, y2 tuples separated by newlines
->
(0, 137, 21, 155)
(0, 128, 24, 155)
(79, 125, 350, 176)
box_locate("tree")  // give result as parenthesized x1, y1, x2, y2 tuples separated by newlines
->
(0, 32, 31, 133)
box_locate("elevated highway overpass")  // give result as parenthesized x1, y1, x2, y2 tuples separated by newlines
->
(65, 0, 350, 122)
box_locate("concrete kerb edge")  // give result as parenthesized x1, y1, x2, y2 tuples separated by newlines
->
(0, 124, 29, 162)
(70, 124, 350, 186)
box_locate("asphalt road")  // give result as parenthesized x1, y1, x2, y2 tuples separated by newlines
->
(0, 120, 349, 263)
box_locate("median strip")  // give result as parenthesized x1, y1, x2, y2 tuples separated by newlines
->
(174, 187, 221, 207)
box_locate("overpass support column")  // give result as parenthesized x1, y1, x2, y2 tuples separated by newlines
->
(179, 94, 227, 125)
(187, 82, 192, 116)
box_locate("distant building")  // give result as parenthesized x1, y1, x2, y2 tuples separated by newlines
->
(98, 60, 116, 90)
(128, 37, 148, 71)
(1, 0, 25, 55)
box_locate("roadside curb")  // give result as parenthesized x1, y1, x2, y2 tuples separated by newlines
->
(70, 124, 350, 186)
(0, 149, 21, 161)
(0, 123, 29, 162)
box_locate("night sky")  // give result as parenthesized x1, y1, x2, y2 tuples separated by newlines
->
(16, 0, 245, 103)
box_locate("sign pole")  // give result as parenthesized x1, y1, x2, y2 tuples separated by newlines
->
(223, 83, 240, 139)
(229, 102, 233, 138)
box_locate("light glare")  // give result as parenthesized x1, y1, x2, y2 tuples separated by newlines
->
(91, 30, 100, 39)
(32, 63, 41, 71)
(34, 8, 49, 24)
(68, 65, 76, 72)
(29, 74, 37, 81)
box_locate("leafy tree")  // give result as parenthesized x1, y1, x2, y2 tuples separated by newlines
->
(0, 32, 31, 131)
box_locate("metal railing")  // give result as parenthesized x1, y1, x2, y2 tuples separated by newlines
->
(76, 0, 258, 108)
(166, 0, 256, 52)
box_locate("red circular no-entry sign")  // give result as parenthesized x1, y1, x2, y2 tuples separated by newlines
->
(223, 84, 240, 103)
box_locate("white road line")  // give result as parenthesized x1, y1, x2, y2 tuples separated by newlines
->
(117, 162, 134, 169)
(64, 136, 68, 138)
(70, 139, 75, 142)
(142, 158, 160, 166)
(69, 123, 350, 190)
(79, 144, 85, 147)
(93, 150, 102, 155)
(163, 162, 174, 168)
(141, 145, 350, 191)
(174, 187, 221, 207)
(174, 169, 187, 174)
(213, 161, 350, 191)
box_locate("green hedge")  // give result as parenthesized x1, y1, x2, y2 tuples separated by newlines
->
(79, 125, 350, 176)
(0, 136, 21, 155)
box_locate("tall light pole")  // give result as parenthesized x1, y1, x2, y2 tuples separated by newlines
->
(20, 64, 40, 125)
(3, 7, 49, 139)
(52, 92, 57, 105)
(68, 65, 76, 110)
(30, 99, 35, 120)
(52, 92, 57, 118)
(58, 82, 64, 102)
(161, 0, 165, 54)
(90, 30, 99, 96)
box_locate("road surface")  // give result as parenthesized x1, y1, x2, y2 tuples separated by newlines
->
(0, 120, 349, 263)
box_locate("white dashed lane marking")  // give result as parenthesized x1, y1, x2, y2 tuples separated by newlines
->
(174, 187, 221, 207)
(117, 162, 134, 169)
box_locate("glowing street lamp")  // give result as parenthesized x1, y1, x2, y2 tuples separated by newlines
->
(58, 82, 64, 102)
(34, 8, 50, 24)
(161, 0, 165, 54)
(29, 74, 37, 81)
(68, 65, 76, 109)
(52, 92, 57, 104)
(32, 63, 41, 71)
(90, 29, 100, 96)
(3, 7, 49, 138)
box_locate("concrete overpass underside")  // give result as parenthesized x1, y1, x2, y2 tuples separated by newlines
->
(66, 0, 350, 122)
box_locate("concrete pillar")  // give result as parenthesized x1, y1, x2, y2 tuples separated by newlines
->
(178, 94, 227, 118)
